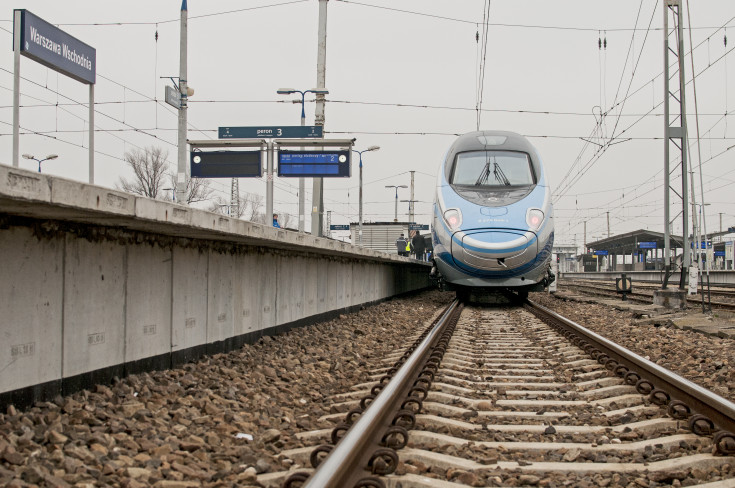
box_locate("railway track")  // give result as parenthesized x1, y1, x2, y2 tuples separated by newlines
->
(562, 280, 735, 311)
(259, 299, 735, 487)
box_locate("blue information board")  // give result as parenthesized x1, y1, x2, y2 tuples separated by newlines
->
(639, 241, 657, 249)
(278, 151, 351, 177)
(593, 250, 609, 256)
(409, 224, 429, 230)
(330, 224, 350, 231)
(219, 126, 323, 139)
(190, 151, 262, 178)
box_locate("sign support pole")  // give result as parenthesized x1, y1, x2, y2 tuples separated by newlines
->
(312, 0, 328, 237)
(176, 0, 189, 205)
(12, 10, 21, 168)
(266, 141, 274, 225)
(89, 84, 94, 184)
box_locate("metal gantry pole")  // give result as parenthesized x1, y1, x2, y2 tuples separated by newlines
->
(176, 0, 189, 205)
(312, 0, 329, 237)
(663, 2, 672, 282)
(12, 10, 21, 168)
(676, 0, 690, 285)
(89, 84, 95, 184)
(299, 95, 306, 233)
(663, 0, 690, 289)
(358, 153, 364, 245)
(409, 170, 415, 223)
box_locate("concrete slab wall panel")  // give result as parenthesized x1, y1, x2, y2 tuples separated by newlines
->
(171, 247, 208, 360)
(0, 227, 63, 393)
(125, 244, 172, 365)
(62, 236, 126, 378)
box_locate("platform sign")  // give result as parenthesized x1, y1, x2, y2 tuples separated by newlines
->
(16, 10, 96, 84)
(165, 85, 181, 109)
(409, 224, 429, 231)
(715, 251, 726, 257)
(593, 250, 608, 256)
(639, 241, 657, 249)
(190, 151, 262, 178)
(330, 224, 350, 231)
(278, 150, 351, 178)
(219, 126, 323, 139)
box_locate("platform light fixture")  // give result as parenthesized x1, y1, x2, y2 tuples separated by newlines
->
(385, 184, 408, 222)
(353, 145, 380, 246)
(276, 87, 330, 233)
(22, 153, 58, 173)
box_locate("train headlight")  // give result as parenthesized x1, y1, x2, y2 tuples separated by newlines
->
(444, 208, 462, 230)
(526, 208, 544, 230)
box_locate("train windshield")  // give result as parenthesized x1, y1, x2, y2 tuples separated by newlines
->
(451, 151, 535, 187)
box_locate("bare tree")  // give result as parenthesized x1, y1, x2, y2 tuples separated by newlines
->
(278, 212, 293, 229)
(166, 173, 215, 204)
(244, 192, 265, 223)
(117, 146, 170, 198)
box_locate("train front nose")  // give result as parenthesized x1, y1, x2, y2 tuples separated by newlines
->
(452, 230, 537, 272)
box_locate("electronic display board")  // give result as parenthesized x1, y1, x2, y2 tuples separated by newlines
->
(278, 150, 351, 178)
(190, 151, 262, 178)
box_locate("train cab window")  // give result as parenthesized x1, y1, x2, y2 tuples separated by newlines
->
(450, 151, 535, 187)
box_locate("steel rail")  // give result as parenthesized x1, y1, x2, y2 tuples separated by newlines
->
(303, 299, 460, 488)
(526, 298, 735, 437)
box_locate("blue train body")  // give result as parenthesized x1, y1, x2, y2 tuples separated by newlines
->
(431, 131, 554, 292)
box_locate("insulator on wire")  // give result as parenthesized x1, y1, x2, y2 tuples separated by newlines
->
(598, 31, 601, 50)
(604, 32, 607, 50)
(725, 33, 728, 47)
(476, 30, 479, 42)
(155, 30, 158, 42)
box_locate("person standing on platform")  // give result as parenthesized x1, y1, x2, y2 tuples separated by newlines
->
(412, 230, 426, 261)
(396, 233, 408, 256)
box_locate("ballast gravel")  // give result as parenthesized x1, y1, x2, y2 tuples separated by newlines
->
(0, 291, 453, 488)
(530, 291, 735, 403)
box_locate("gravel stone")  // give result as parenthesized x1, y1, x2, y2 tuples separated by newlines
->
(0, 291, 450, 487)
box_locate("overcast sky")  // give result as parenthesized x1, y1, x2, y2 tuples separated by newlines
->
(1, 1, 734, 247)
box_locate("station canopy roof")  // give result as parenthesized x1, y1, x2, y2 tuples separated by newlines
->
(587, 229, 683, 254)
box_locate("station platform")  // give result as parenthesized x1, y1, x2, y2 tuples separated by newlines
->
(0, 165, 431, 409)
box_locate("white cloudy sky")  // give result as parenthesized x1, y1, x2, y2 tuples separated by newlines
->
(1, 1, 734, 246)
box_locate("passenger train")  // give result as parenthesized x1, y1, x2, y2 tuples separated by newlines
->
(431, 130, 554, 298)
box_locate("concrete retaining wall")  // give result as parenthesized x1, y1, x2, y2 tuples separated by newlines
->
(0, 166, 430, 409)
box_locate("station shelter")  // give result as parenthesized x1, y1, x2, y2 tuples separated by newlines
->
(585, 229, 684, 272)
(552, 244, 579, 272)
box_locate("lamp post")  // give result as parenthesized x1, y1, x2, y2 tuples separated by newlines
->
(22, 153, 58, 173)
(277, 87, 329, 233)
(352, 145, 380, 245)
(385, 184, 408, 222)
